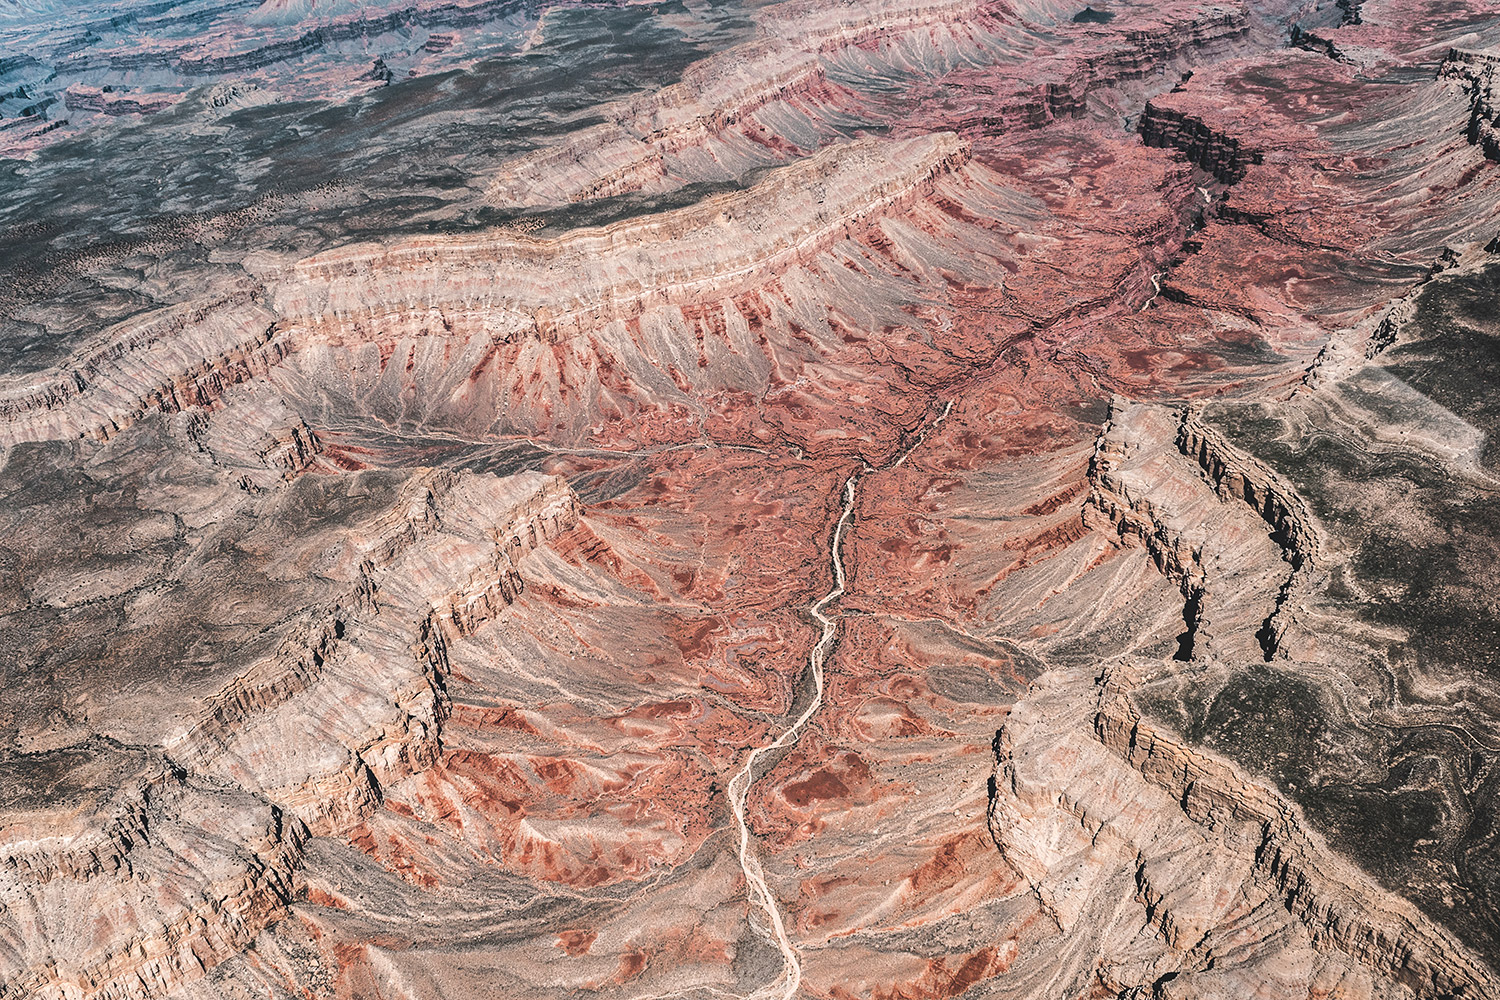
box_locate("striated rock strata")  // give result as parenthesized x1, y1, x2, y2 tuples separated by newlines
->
(3, 0, 1500, 995)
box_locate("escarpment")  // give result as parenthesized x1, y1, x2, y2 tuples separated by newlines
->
(957, 7, 1252, 132)
(1068, 259, 1500, 975)
(62, 86, 179, 115)
(989, 662, 1498, 1000)
(1084, 404, 1327, 665)
(1138, 99, 1263, 183)
(0, 462, 581, 999)
(289, 134, 971, 342)
(1443, 49, 1500, 162)
(0, 767, 309, 1000)
(1085, 405, 1211, 658)
(1366, 293, 1420, 359)
(0, 135, 986, 449)
(1287, 0, 1362, 68)
(996, 376, 1497, 987)
(0, 298, 284, 447)
(53, 0, 529, 78)
(1091, 670, 1497, 999)
(175, 470, 582, 834)
(1176, 411, 1318, 571)
(1084, 400, 1294, 663)
(488, 0, 1254, 209)
(483, 46, 843, 209)
(483, 0, 994, 208)
(1298, 238, 1500, 396)
(1176, 408, 1321, 658)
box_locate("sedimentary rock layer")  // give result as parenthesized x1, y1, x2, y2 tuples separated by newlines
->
(3, 0, 1500, 996)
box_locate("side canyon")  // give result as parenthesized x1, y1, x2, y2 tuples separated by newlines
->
(2, 0, 1499, 997)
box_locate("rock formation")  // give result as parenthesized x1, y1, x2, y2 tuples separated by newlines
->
(2, 0, 1500, 997)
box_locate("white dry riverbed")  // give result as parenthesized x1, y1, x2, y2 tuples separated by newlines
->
(727, 401, 953, 1000)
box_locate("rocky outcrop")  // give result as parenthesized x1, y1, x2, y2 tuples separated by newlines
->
(0, 767, 308, 1000)
(1442, 49, 1500, 162)
(0, 135, 984, 451)
(1093, 668, 1497, 999)
(1287, 0, 1364, 66)
(484, 49, 838, 207)
(0, 297, 285, 448)
(1289, 23, 1352, 64)
(1176, 412, 1317, 570)
(1298, 238, 1500, 394)
(10, 0, 1500, 995)
(1085, 400, 1295, 663)
(1366, 294, 1419, 358)
(1176, 409, 1321, 658)
(1086, 398, 1324, 663)
(173, 469, 581, 832)
(488, 0, 1253, 209)
(1085, 404, 1212, 658)
(51, 0, 532, 77)
(1138, 101, 1263, 183)
(184, 393, 323, 485)
(989, 663, 1498, 999)
(62, 85, 179, 115)
(952, 9, 1251, 134)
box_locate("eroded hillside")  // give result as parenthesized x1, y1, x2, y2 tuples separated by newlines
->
(2, 0, 1499, 997)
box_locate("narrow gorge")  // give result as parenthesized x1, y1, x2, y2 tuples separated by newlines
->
(1, 0, 1499, 997)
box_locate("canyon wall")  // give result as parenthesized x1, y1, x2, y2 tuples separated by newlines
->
(2, 0, 1500, 996)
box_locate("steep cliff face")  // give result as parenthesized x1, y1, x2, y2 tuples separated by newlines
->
(1443, 49, 1500, 162)
(0, 298, 283, 447)
(1063, 245, 1500, 976)
(1084, 399, 1311, 666)
(286, 134, 973, 342)
(4, 135, 992, 450)
(1180, 256, 1500, 964)
(0, 769, 308, 1000)
(0, 0, 563, 158)
(1138, 101, 1263, 183)
(4, 0, 1500, 995)
(990, 663, 1498, 1000)
(1175, 409, 1322, 658)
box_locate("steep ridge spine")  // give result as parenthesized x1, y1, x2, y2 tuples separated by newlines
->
(1176, 408, 1320, 659)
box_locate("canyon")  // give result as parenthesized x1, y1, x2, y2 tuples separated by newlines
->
(1, 0, 1500, 997)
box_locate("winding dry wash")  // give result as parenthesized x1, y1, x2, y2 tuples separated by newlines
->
(729, 400, 954, 999)
(3, 0, 1500, 998)
(726, 471, 855, 1000)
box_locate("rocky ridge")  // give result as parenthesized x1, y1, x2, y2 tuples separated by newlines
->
(3, 0, 1500, 994)
(1443, 49, 1500, 162)
(0, 463, 580, 999)
(990, 659, 1497, 1000)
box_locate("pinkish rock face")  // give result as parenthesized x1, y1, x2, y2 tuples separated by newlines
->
(2, 0, 1500, 998)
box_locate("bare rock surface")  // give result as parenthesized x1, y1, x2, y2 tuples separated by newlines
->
(2, 0, 1500, 996)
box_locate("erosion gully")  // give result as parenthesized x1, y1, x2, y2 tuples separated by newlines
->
(727, 401, 953, 1000)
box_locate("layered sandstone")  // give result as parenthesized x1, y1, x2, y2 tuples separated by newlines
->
(4, 0, 1500, 995)
(0, 458, 580, 999)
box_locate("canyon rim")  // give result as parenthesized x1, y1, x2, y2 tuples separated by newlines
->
(2, 0, 1500, 998)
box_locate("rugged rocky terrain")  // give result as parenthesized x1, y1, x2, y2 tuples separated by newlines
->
(2, 0, 1500, 997)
